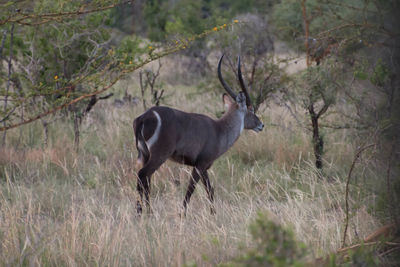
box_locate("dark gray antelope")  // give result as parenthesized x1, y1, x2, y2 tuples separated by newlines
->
(133, 55, 264, 215)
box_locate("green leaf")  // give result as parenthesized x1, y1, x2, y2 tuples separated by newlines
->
(1, 1, 15, 8)
(354, 70, 368, 80)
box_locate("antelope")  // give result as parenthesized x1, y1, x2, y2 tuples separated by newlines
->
(133, 55, 264, 215)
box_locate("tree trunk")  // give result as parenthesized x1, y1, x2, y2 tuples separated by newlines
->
(302, 1, 324, 170)
(42, 119, 49, 148)
(310, 106, 324, 169)
(74, 113, 81, 153)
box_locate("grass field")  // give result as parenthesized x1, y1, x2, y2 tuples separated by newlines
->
(0, 78, 386, 266)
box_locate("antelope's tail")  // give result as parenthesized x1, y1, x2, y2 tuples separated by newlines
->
(133, 117, 149, 169)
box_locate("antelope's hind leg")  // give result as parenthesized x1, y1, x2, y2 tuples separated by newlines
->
(136, 157, 167, 215)
(135, 142, 149, 215)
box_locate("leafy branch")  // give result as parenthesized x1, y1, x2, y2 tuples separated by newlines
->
(0, 0, 133, 26)
(0, 22, 232, 131)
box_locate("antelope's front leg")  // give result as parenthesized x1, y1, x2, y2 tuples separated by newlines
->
(182, 168, 201, 216)
(199, 169, 215, 215)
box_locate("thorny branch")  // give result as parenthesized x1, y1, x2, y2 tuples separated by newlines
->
(0, 19, 232, 131)
(0, 1, 134, 26)
(0, 39, 184, 131)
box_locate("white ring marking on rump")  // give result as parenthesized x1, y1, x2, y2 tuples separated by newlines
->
(145, 110, 162, 150)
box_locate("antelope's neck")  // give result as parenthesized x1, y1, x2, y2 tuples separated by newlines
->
(216, 109, 245, 154)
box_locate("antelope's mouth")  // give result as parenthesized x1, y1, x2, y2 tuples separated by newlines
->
(253, 125, 264, 132)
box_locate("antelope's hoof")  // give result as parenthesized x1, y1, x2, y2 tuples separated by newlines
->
(137, 202, 143, 215)
(210, 206, 216, 215)
(179, 207, 187, 218)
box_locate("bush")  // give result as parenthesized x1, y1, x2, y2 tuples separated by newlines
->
(222, 212, 307, 267)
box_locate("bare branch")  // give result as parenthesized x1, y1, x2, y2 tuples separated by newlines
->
(316, 102, 330, 119)
(84, 93, 113, 115)
(139, 71, 147, 110)
(342, 143, 376, 247)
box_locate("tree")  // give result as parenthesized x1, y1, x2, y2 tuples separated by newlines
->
(205, 13, 287, 117)
(0, 0, 217, 147)
(271, 0, 400, 171)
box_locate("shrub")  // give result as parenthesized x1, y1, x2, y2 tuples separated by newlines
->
(222, 212, 306, 267)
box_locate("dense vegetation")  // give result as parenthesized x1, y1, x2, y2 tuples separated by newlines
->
(1, 0, 399, 265)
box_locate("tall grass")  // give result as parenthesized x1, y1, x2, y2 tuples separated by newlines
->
(0, 82, 382, 265)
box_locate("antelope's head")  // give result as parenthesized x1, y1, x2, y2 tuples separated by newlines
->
(218, 55, 264, 132)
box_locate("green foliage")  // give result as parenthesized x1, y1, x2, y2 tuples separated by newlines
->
(143, 0, 170, 41)
(2, 1, 112, 88)
(143, 0, 272, 42)
(115, 35, 147, 64)
(293, 61, 340, 110)
(0, 25, 26, 59)
(346, 247, 380, 266)
(1, 2, 15, 8)
(0, 0, 124, 132)
(166, 0, 209, 37)
(271, 0, 303, 48)
(370, 59, 391, 87)
(327, 245, 381, 266)
(353, 67, 368, 81)
(222, 212, 306, 267)
(271, 0, 382, 52)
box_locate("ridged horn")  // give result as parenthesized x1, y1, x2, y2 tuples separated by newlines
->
(218, 54, 237, 99)
(237, 56, 252, 107)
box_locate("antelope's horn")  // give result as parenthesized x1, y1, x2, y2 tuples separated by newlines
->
(237, 56, 252, 107)
(218, 54, 237, 99)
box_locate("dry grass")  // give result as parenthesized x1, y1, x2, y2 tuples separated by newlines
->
(0, 83, 383, 266)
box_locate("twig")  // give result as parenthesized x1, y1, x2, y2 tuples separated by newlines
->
(364, 223, 396, 242)
(139, 70, 147, 110)
(149, 60, 162, 95)
(338, 241, 378, 253)
(342, 143, 376, 247)
(0, 106, 18, 124)
(386, 144, 397, 223)
(319, 123, 370, 130)
(281, 101, 307, 130)
(84, 93, 113, 115)
(338, 240, 400, 254)
(378, 246, 400, 258)
(0, 80, 116, 132)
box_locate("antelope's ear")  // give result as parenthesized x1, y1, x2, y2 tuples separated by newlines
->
(222, 93, 234, 110)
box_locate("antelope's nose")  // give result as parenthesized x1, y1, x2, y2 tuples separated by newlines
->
(256, 123, 264, 132)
